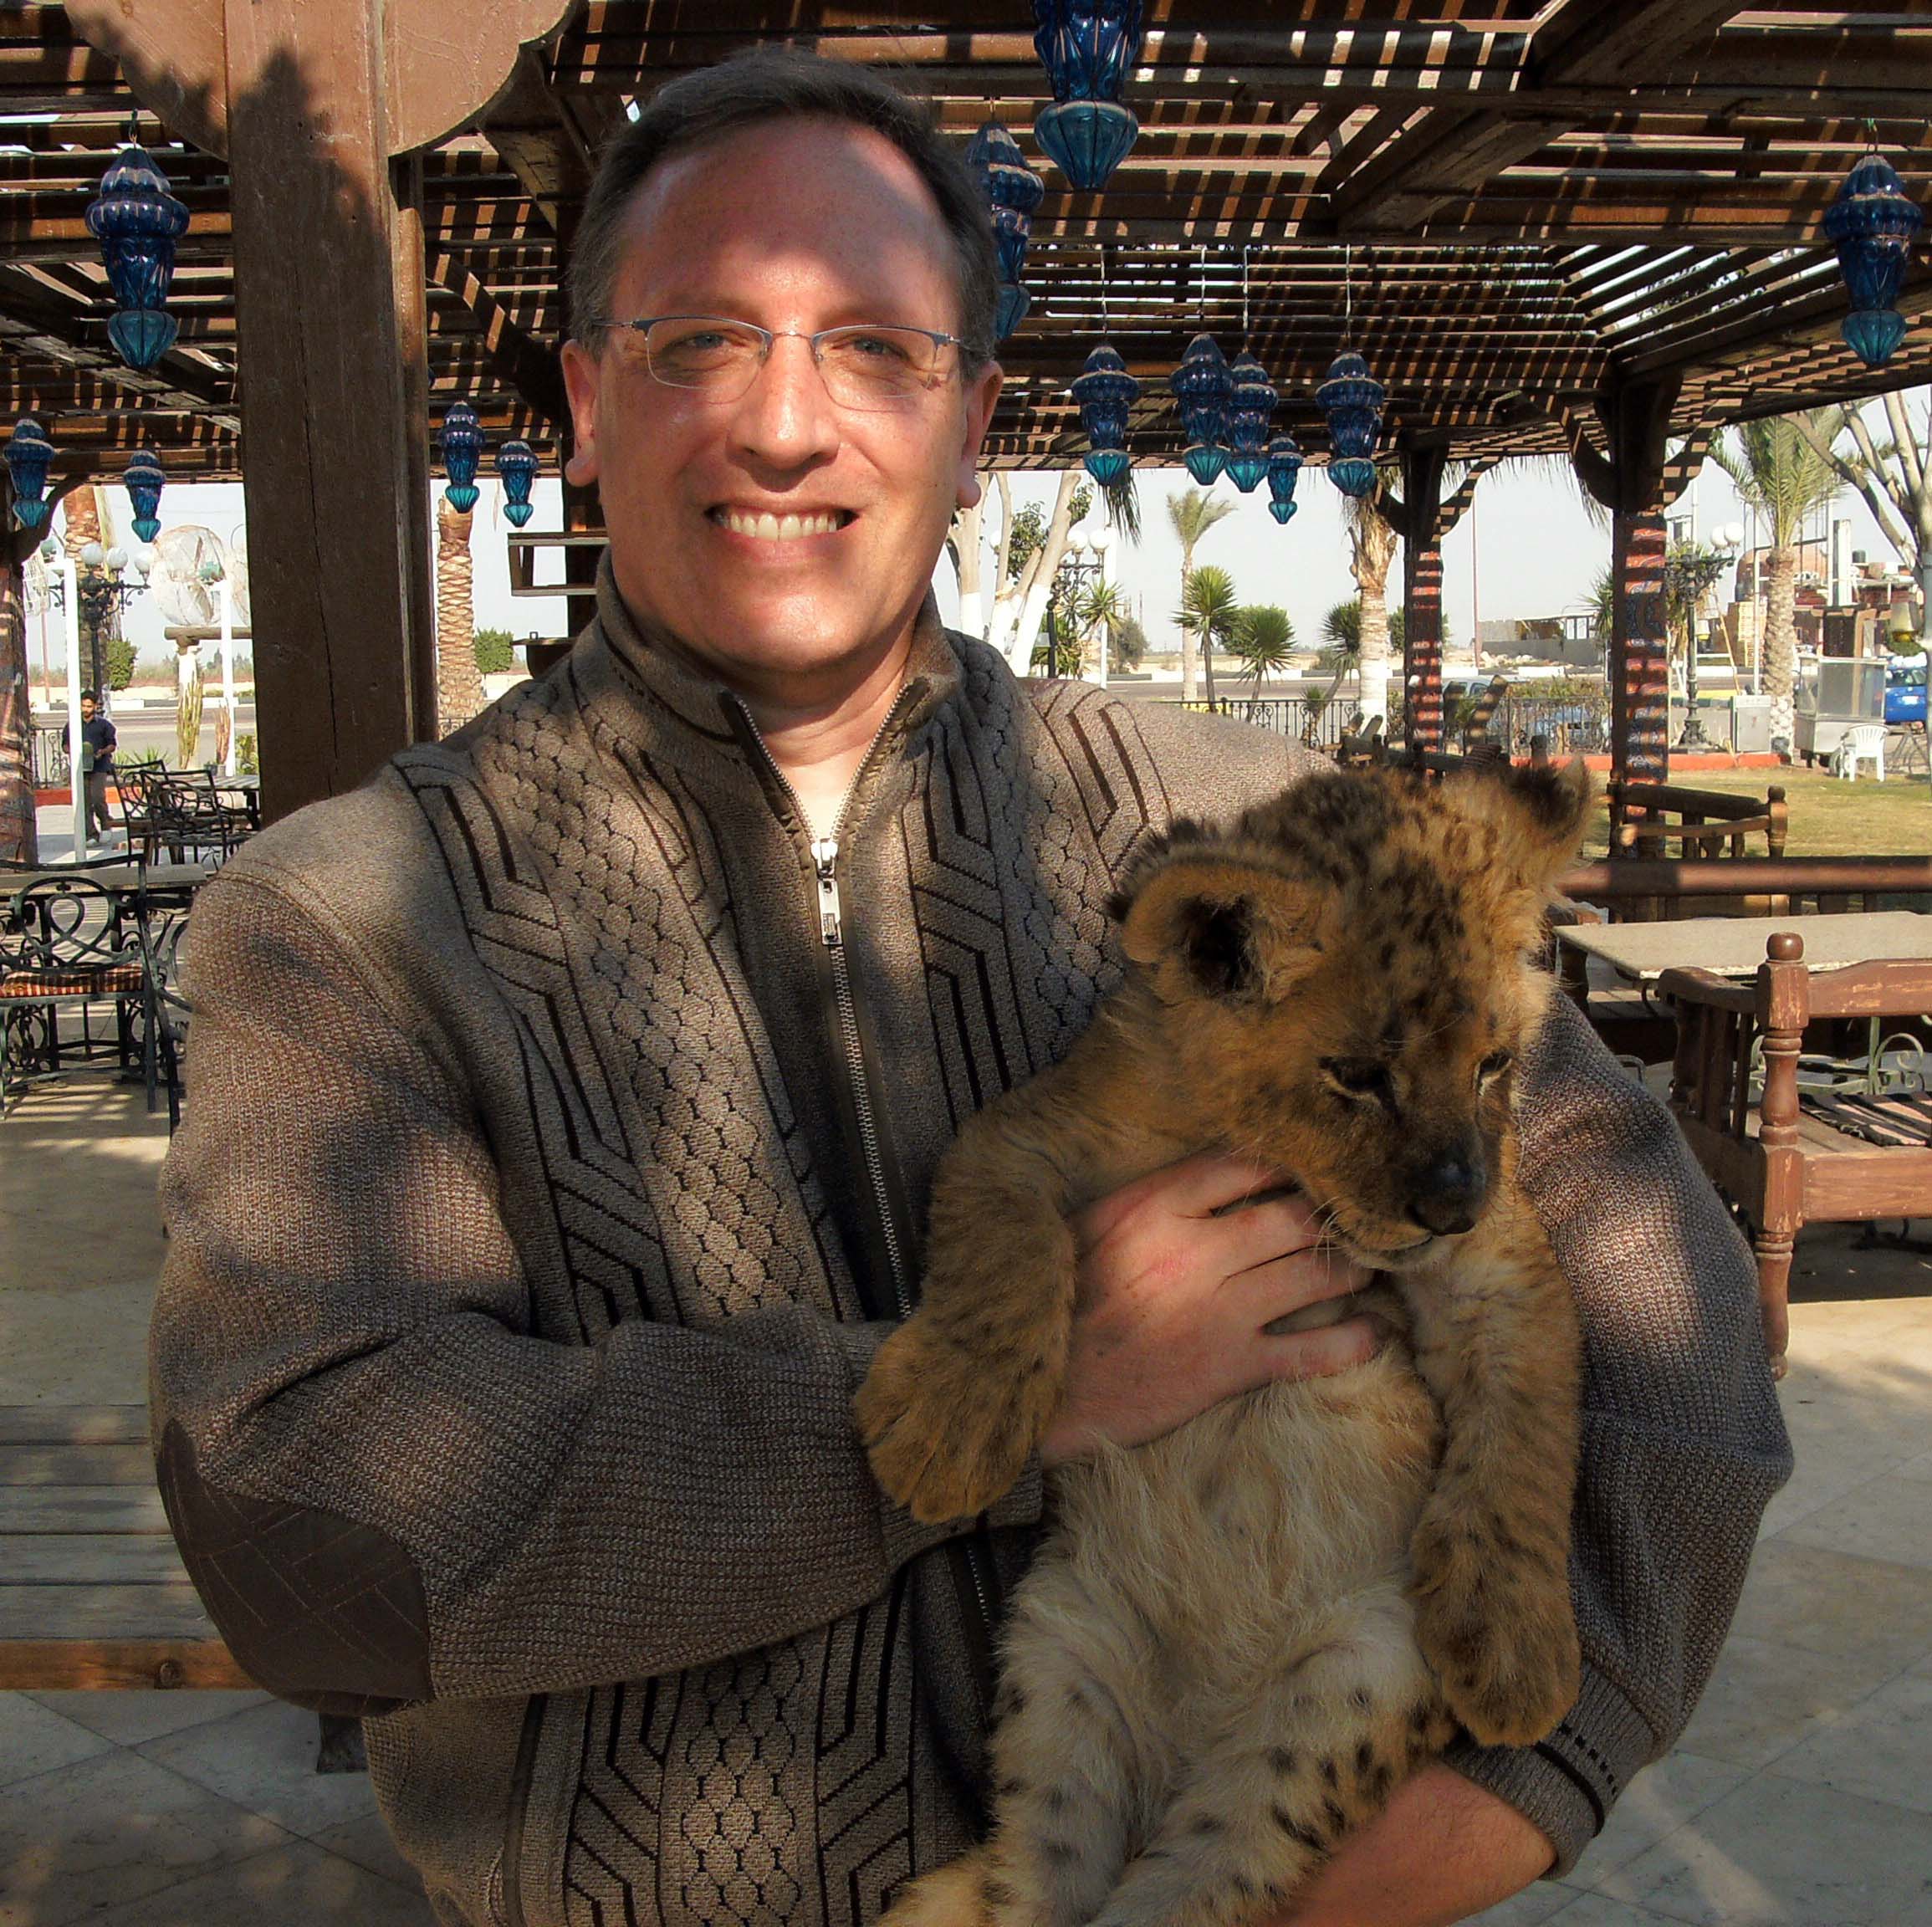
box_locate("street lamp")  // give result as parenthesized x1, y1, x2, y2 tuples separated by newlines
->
(74, 540, 146, 707)
(1680, 524, 1745, 749)
(1049, 520, 1104, 678)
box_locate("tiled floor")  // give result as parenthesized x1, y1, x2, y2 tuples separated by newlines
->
(3, 1080, 1929, 1925)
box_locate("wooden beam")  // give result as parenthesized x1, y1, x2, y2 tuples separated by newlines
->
(425, 246, 568, 427)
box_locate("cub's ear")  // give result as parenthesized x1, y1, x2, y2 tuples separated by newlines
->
(1116, 853, 1321, 1004)
(1493, 758, 1594, 885)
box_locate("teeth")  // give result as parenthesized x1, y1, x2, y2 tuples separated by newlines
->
(717, 509, 844, 541)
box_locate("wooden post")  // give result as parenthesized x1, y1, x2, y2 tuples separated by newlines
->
(222, 0, 431, 823)
(0, 480, 36, 866)
(1612, 509, 1670, 783)
(1396, 447, 1448, 754)
(1753, 930, 1808, 1374)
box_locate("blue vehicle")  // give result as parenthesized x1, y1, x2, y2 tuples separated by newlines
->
(1886, 653, 1927, 725)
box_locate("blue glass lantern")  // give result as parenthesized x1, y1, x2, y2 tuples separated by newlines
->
(4, 418, 54, 530)
(1172, 334, 1232, 485)
(1318, 350, 1386, 498)
(439, 402, 483, 514)
(84, 145, 190, 371)
(1071, 344, 1139, 487)
(496, 439, 538, 529)
(1031, 0, 1146, 191)
(1222, 351, 1276, 493)
(1265, 434, 1304, 526)
(124, 449, 165, 544)
(967, 119, 1045, 343)
(1823, 152, 1924, 370)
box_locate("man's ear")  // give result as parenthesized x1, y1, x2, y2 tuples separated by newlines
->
(955, 361, 1004, 510)
(560, 339, 604, 488)
(1117, 852, 1322, 1004)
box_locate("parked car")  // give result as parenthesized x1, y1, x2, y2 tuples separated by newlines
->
(1885, 652, 1927, 725)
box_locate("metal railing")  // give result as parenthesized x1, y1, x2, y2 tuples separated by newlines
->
(1183, 695, 1352, 751)
(29, 724, 69, 789)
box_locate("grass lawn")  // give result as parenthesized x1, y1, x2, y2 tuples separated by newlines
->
(1580, 762, 1932, 859)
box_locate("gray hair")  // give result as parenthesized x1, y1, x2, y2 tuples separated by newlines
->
(567, 47, 999, 373)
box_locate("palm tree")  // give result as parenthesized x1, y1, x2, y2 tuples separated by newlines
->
(1167, 487, 1236, 703)
(1319, 599, 1362, 700)
(1715, 417, 1842, 750)
(436, 498, 488, 733)
(1071, 578, 1128, 677)
(1229, 605, 1295, 702)
(1342, 480, 1399, 723)
(1175, 563, 1239, 704)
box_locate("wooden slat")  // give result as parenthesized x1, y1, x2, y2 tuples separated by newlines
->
(0, 1581, 217, 1639)
(0, 1405, 148, 1446)
(5, 1534, 190, 1584)
(0, 1485, 171, 1533)
(0, 1442, 153, 1486)
(0, 1638, 251, 1691)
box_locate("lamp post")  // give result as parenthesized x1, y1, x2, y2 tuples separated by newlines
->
(1050, 521, 1104, 678)
(1088, 521, 1115, 686)
(74, 540, 147, 710)
(1680, 524, 1745, 749)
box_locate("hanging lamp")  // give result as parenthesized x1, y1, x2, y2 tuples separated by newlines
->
(124, 450, 165, 544)
(967, 118, 1045, 342)
(1170, 253, 1230, 484)
(84, 134, 190, 371)
(497, 439, 538, 528)
(4, 418, 54, 529)
(438, 402, 483, 514)
(1823, 144, 1924, 369)
(1265, 434, 1304, 525)
(1221, 253, 1275, 493)
(1030, 0, 1147, 192)
(1072, 250, 1139, 486)
(1319, 248, 1385, 498)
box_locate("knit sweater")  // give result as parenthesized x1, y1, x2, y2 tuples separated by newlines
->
(150, 570, 1791, 1927)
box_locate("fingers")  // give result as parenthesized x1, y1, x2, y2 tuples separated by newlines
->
(1227, 1243, 1372, 1321)
(1260, 1313, 1383, 1385)
(1073, 1151, 1294, 1251)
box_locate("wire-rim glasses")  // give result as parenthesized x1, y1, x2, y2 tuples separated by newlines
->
(596, 315, 964, 411)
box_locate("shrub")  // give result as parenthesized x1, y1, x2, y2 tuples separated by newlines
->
(105, 634, 136, 691)
(473, 627, 517, 675)
(236, 732, 259, 775)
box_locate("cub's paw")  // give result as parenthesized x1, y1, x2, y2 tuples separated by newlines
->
(1410, 1518, 1580, 1747)
(856, 1321, 1039, 1524)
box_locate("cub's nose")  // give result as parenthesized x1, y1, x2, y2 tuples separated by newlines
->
(1405, 1155, 1488, 1237)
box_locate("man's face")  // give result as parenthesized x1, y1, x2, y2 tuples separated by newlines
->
(561, 118, 1002, 705)
(80, 698, 95, 722)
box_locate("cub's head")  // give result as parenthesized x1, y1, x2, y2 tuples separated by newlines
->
(1111, 760, 1592, 1264)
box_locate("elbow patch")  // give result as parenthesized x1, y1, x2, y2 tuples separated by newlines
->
(156, 1419, 434, 1716)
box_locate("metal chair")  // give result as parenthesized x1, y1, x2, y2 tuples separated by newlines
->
(137, 905, 192, 1131)
(0, 877, 151, 1112)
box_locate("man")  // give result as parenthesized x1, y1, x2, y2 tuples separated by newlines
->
(151, 49, 1790, 1927)
(79, 689, 117, 848)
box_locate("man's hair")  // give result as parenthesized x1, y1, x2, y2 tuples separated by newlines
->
(567, 47, 999, 372)
(80, 689, 98, 703)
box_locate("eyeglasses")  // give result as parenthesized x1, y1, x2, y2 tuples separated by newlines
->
(591, 315, 964, 411)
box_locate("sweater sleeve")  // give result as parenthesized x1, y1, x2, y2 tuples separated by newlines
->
(1440, 994, 1792, 1874)
(150, 871, 1039, 1715)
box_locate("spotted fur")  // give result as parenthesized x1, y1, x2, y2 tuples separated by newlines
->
(857, 762, 1592, 1927)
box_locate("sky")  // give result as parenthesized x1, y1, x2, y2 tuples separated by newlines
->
(33, 386, 1926, 676)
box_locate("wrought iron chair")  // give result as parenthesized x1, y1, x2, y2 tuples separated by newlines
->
(137, 904, 192, 1131)
(0, 877, 151, 1112)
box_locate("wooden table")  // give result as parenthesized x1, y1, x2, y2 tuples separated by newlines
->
(0, 1405, 246, 1689)
(1558, 911, 1932, 988)
(3, 861, 217, 902)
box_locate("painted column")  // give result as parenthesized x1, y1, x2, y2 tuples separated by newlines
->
(1403, 535, 1445, 753)
(1613, 509, 1670, 782)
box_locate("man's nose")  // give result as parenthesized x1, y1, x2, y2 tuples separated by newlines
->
(727, 333, 842, 466)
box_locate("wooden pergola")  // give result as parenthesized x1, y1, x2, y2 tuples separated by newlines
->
(3, 0, 1930, 825)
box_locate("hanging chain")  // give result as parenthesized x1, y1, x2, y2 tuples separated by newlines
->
(1242, 245, 1251, 344)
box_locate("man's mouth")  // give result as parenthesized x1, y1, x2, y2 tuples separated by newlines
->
(708, 507, 854, 542)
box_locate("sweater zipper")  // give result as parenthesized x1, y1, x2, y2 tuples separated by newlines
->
(732, 692, 917, 1316)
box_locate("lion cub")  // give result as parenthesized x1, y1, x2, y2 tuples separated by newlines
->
(857, 760, 1592, 1927)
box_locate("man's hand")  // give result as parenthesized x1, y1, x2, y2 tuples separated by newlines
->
(1042, 1153, 1377, 1468)
(1271, 1764, 1556, 1927)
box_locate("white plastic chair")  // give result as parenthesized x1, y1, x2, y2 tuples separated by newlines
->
(1834, 722, 1886, 782)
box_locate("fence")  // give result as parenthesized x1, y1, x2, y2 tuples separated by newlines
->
(29, 724, 69, 790)
(1183, 695, 1352, 751)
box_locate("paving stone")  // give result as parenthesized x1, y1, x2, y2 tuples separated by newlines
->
(1725, 1539, 1932, 1674)
(0, 1690, 111, 1790)
(1564, 1751, 1752, 1889)
(1674, 1634, 1903, 1771)
(1592, 1771, 1932, 1925)
(26, 1688, 273, 1748)
(0, 1747, 288, 1927)
(1461, 1878, 1587, 1925)
(81, 1837, 440, 1925)
(1777, 1474, 1932, 1574)
(309, 1806, 431, 1893)
(138, 1697, 380, 1839)
(1765, 1674, 1932, 1817)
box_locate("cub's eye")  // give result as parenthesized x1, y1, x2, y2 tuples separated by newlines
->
(1320, 1057, 1393, 1103)
(1477, 1050, 1514, 1086)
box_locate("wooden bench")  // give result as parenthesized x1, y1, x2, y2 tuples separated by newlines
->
(0, 1403, 248, 1691)
(1661, 935, 1932, 1377)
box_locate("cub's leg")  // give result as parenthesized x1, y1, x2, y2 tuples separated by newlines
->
(856, 1106, 1081, 1525)
(1404, 1191, 1583, 1747)
(1086, 1589, 1450, 1927)
(973, 1546, 1178, 1927)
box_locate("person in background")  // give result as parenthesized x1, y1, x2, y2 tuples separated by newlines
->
(78, 690, 117, 851)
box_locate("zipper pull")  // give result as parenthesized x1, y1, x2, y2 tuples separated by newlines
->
(810, 836, 841, 948)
